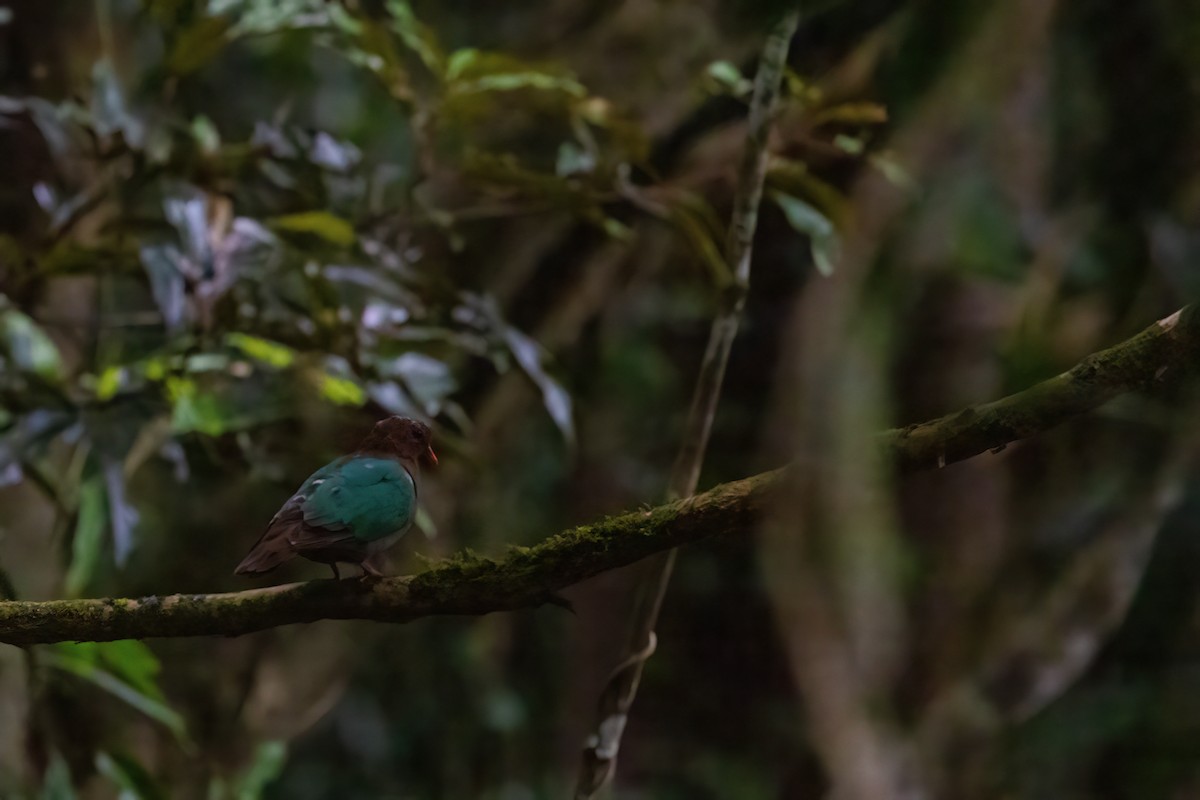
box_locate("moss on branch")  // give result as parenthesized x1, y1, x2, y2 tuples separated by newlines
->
(883, 306, 1200, 471)
(0, 469, 783, 645)
(1, 306, 1196, 645)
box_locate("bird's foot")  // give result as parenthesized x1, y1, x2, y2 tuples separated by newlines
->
(358, 559, 386, 580)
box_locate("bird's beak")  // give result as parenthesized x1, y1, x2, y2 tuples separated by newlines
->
(425, 446, 439, 467)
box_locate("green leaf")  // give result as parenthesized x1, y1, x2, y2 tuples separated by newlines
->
(812, 101, 888, 126)
(95, 366, 125, 401)
(226, 333, 296, 368)
(555, 141, 594, 177)
(773, 192, 833, 239)
(96, 640, 165, 701)
(184, 353, 231, 373)
(90, 60, 138, 143)
(414, 505, 438, 540)
(810, 230, 841, 277)
(326, 3, 362, 36)
(269, 211, 356, 247)
(40, 752, 77, 800)
(765, 157, 849, 222)
(707, 60, 743, 86)
(460, 71, 584, 96)
(96, 751, 167, 800)
(167, 376, 273, 436)
(870, 152, 917, 192)
(65, 477, 106, 597)
(1, 305, 64, 381)
(346, 17, 414, 101)
(667, 198, 731, 287)
(833, 133, 865, 155)
(224, 0, 333, 37)
(191, 114, 221, 154)
(378, 353, 456, 411)
(386, 0, 443, 74)
(772, 192, 841, 277)
(705, 60, 751, 96)
(48, 655, 189, 743)
(47, 641, 188, 744)
(445, 48, 480, 81)
(234, 741, 287, 800)
(443, 48, 585, 101)
(318, 373, 366, 406)
(601, 217, 633, 242)
(143, 355, 169, 382)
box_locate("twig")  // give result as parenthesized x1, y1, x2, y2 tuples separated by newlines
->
(0, 303, 1195, 645)
(574, 11, 801, 797)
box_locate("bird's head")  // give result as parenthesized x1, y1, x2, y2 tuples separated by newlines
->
(359, 416, 438, 466)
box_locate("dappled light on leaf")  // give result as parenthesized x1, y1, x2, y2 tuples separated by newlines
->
(226, 333, 296, 368)
(270, 211, 357, 246)
(317, 373, 367, 407)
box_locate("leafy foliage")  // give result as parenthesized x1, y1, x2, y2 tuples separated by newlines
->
(0, 1, 874, 600)
(0, 2, 619, 590)
(0, 1, 889, 796)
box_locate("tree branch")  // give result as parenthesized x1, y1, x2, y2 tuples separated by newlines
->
(883, 306, 1200, 470)
(0, 470, 781, 646)
(0, 304, 1195, 646)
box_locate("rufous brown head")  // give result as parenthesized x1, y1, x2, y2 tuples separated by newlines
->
(358, 416, 438, 465)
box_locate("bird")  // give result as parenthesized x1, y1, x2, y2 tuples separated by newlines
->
(235, 416, 437, 580)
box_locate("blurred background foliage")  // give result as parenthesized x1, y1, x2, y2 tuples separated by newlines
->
(0, 0, 1199, 798)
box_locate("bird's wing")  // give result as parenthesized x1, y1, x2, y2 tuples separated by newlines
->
(234, 459, 354, 573)
(235, 456, 416, 574)
(299, 456, 416, 544)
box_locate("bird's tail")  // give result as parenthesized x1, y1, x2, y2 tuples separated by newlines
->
(234, 535, 292, 575)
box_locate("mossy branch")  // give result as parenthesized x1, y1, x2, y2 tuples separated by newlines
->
(0, 470, 781, 645)
(883, 306, 1200, 470)
(0, 305, 1196, 646)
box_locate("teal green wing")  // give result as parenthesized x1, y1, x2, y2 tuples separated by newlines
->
(300, 457, 416, 542)
(294, 458, 346, 495)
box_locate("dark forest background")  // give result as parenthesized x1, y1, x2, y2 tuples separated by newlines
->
(3, 1, 1200, 798)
